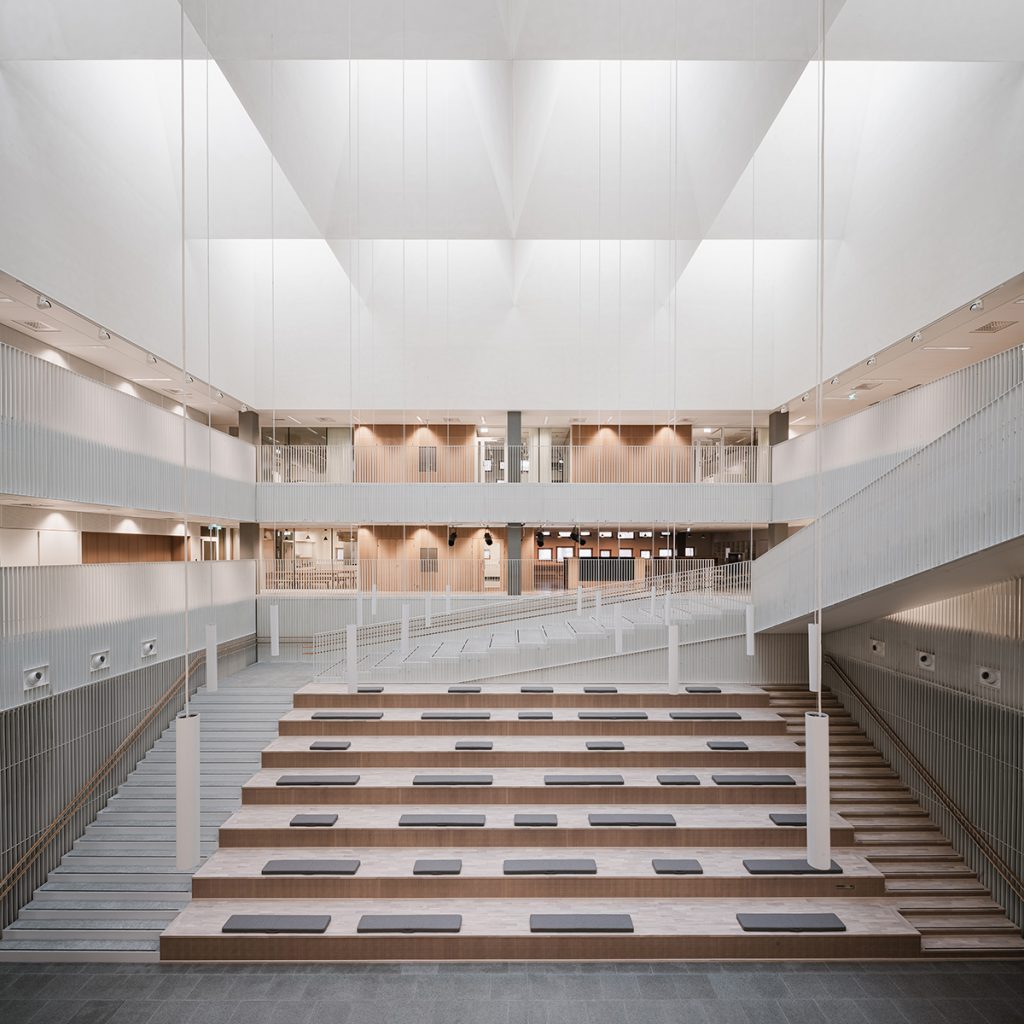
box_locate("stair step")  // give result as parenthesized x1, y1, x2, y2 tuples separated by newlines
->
(904, 914, 1020, 934)
(873, 862, 974, 878)
(886, 878, 989, 894)
(920, 933, 1024, 955)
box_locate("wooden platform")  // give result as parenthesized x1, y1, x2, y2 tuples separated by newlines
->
(159, 681, 1024, 961)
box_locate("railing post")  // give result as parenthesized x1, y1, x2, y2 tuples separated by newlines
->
(269, 604, 280, 657)
(346, 623, 358, 691)
(614, 602, 623, 654)
(577, 585, 583, 615)
(667, 624, 680, 693)
(650, 585, 656, 616)
(400, 603, 410, 655)
(808, 623, 821, 692)
(663, 592, 672, 625)
(594, 589, 602, 615)
(204, 624, 218, 692)
(745, 604, 755, 657)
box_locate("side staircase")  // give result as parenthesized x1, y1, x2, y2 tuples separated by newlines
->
(0, 664, 306, 962)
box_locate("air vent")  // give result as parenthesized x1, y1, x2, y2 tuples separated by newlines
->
(316, 417, 335, 423)
(442, 417, 461, 423)
(14, 319, 59, 332)
(570, 417, 588, 424)
(970, 320, 1017, 334)
(854, 380, 890, 391)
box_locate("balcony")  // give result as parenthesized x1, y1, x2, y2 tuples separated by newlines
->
(259, 442, 769, 486)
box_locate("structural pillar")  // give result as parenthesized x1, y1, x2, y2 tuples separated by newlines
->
(766, 408, 789, 549)
(175, 711, 201, 870)
(507, 523, 522, 596)
(507, 411, 522, 483)
(238, 411, 262, 564)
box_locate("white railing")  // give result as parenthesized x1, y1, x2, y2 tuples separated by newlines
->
(0, 341, 256, 521)
(754, 377, 1024, 630)
(0, 559, 257, 708)
(313, 561, 748, 675)
(259, 443, 770, 485)
(772, 345, 1024, 520)
(260, 557, 715, 594)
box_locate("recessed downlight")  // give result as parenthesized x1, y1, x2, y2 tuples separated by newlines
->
(830, 377, 840, 385)
(911, 332, 923, 343)
(866, 356, 877, 366)
(969, 299, 984, 312)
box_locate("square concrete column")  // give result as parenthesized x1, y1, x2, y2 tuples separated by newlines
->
(507, 411, 522, 483)
(238, 410, 260, 446)
(766, 409, 789, 549)
(507, 523, 522, 596)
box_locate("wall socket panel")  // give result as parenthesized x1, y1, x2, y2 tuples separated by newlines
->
(869, 638, 886, 656)
(23, 665, 49, 691)
(916, 650, 936, 671)
(977, 666, 1001, 689)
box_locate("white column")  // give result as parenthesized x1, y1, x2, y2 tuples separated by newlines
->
(577, 585, 583, 615)
(614, 602, 623, 654)
(667, 624, 680, 693)
(204, 624, 218, 692)
(356, 592, 364, 626)
(663, 592, 672, 626)
(650, 585, 656, 616)
(425, 593, 432, 627)
(346, 623, 358, 691)
(445, 584, 452, 615)
(175, 711, 201, 870)
(807, 622, 821, 692)
(745, 604, 755, 657)
(269, 604, 280, 657)
(805, 711, 832, 869)
(594, 589, 602, 614)
(371, 582, 378, 616)
(400, 603, 411, 655)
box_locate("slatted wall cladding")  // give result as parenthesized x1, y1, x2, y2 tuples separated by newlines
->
(772, 345, 1024, 520)
(754, 372, 1024, 631)
(0, 640, 254, 930)
(0, 342, 255, 521)
(0, 560, 257, 707)
(825, 651, 1024, 927)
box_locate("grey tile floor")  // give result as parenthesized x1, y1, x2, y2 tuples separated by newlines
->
(1, 960, 1023, 1024)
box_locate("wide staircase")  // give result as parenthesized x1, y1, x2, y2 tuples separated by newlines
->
(0, 664, 304, 962)
(159, 679, 1024, 960)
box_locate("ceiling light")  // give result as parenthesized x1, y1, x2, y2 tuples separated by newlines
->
(147, 354, 158, 364)
(216, 391, 224, 399)
(830, 377, 840, 385)
(570, 527, 581, 544)
(801, 394, 808, 403)
(480, 416, 486, 425)
(543, 416, 549, 425)
(535, 530, 544, 547)
(866, 356, 877, 367)
(848, 392, 858, 400)
(606, 416, 614, 424)
(97, 328, 111, 341)
(1014, 297, 1024, 304)
(484, 531, 493, 546)
(448, 529, 457, 548)
(240, 405, 248, 414)
(0, 293, 13, 303)
(791, 416, 807, 424)
(415, 415, 424, 424)
(185, 374, 194, 384)
(36, 295, 51, 310)
(970, 300, 984, 312)
(911, 332, 923, 343)
(923, 346, 971, 351)
(286, 415, 301, 424)
(779, 405, 788, 414)
(130, 377, 172, 383)
(702, 427, 713, 434)
(479, 426, 489, 434)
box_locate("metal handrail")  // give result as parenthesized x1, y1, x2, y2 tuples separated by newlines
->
(824, 654, 1024, 909)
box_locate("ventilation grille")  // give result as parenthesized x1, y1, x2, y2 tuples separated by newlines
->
(971, 320, 1017, 334)
(14, 320, 58, 332)
(442, 416, 461, 423)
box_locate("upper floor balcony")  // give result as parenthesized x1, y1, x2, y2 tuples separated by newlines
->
(259, 442, 770, 486)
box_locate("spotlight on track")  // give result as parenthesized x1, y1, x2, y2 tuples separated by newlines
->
(448, 529, 457, 548)
(535, 530, 544, 547)
(569, 527, 581, 544)
(36, 295, 51, 310)
(484, 531, 493, 546)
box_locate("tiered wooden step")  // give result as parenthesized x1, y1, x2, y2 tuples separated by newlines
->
(160, 681, 950, 961)
(762, 683, 1024, 958)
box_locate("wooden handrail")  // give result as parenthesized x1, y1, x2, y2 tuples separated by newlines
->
(0, 636, 248, 906)
(824, 654, 1024, 907)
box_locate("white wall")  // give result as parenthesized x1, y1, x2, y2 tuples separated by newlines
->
(1, 41, 1021, 414)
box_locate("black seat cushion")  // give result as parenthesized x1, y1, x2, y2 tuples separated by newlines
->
(707, 740, 748, 751)
(743, 859, 842, 875)
(422, 712, 491, 720)
(276, 774, 359, 787)
(652, 858, 703, 875)
(309, 741, 352, 751)
(514, 813, 558, 827)
(737, 913, 846, 933)
(399, 814, 485, 827)
(713, 774, 796, 786)
(413, 859, 463, 875)
(412, 774, 493, 786)
(312, 711, 383, 720)
(589, 813, 676, 827)
(530, 914, 633, 933)
(289, 814, 338, 827)
(544, 774, 624, 786)
(357, 914, 462, 933)
(586, 741, 625, 751)
(455, 740, 493, 750)
(670, 711, 740, 720)
(656, 774, 700, 786)
(578, 711, 647, 720)
(769, 813, 807, 826)
(504, 859, 597, 875)
(261, 859, 359, 876)
(223, 914, 330, 934)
